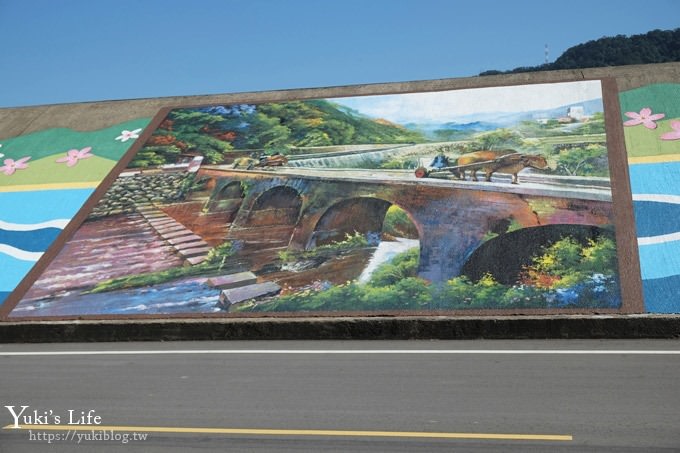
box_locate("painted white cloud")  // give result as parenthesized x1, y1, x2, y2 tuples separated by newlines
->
(332, 80, 603, 124)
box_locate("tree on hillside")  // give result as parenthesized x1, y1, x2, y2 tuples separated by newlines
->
(480, 28, 680, 75)
(552, 29, 680, 69)
(554, 144, 609, 177)
(133, 99, 427, 167)
(130, 108, 241, 167)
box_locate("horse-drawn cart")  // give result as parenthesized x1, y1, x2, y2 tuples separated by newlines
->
(414, 151, 548, 184)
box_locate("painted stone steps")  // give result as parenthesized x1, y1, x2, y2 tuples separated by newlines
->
(207, 271, 281, 310)
(136, 205, 211, 266)
(208, 271, 258, 289)
(22, 212, 183, 300)
(159, 203, 235, 246)
(218, 282, 281, 309)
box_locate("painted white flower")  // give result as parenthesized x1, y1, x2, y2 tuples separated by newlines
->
(0, 143, 3, 158)
(115, 128, 143, 142)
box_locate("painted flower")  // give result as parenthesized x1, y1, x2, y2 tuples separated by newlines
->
(56, 147, 93, 167)
(623, 108, 665, 129)
(0, 143, 3, 159)
(1, 156, 31, 175)
(660, 120, 680, 141)
(116, 128, 143, 142)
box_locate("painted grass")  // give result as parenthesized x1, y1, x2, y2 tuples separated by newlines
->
(0, 155, 118, 186)
(623, 119, 680, 159)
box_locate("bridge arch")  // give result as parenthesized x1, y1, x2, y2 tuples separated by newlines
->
(461, 224, 615, 284)
(207, 181, 244, 214)
(307, 197, 422, 248)
(246, 185, 303, 227)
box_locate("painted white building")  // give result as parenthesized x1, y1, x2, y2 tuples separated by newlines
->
(567, 106, 585, 120)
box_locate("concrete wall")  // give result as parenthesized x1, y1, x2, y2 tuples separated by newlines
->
(1, 62, 679, 319)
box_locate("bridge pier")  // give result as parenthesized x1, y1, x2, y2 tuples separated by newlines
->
(198, 168, 614, 285)
(407, 190, 542, 282)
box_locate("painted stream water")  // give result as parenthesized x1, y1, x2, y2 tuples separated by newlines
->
(11, 226, 419, 317)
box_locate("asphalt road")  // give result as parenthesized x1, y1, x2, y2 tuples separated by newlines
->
(1, 340, 679, 452)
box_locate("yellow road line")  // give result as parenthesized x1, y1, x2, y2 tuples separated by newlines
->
(3, 424, 572, 442)
(0, 182, 99, 192)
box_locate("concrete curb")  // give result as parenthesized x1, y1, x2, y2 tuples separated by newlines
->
(1, 315, 679, 343)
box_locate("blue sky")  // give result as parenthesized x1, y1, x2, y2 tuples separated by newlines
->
(0, 0, 678, 108)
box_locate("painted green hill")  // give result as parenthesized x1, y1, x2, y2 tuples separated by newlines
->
(1, 118, 150, 188)
(132, 100, 426, 167)
(0, 118, 150, 163)
(619, 83, 680, 122)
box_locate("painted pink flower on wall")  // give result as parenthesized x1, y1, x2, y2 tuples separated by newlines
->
(56, 147, 94, 167)
(623, 108, 665, 129)
(1, 156, 31, 175)
(116, 128, 143, 142)
(660, 120, 680, 141)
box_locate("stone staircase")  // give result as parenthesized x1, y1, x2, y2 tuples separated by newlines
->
(207, 271, 281, 310)
(136, 203, 211, 266)
(135, 204, 285, 309)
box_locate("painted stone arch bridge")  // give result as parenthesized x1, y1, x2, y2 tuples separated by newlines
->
(196, 167, 613, 283)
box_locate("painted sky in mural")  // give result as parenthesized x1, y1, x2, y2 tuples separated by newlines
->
(334, 81, 604, 123)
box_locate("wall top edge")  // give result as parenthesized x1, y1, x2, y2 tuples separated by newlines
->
(1, 62, 679, 139)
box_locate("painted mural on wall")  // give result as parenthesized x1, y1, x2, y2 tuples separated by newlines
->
(621, 83, 680, 313)
(0, 119, 151, 308)
(6, 80, 627, 318)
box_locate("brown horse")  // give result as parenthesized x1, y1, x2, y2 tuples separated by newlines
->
(456, 150, 548, 184)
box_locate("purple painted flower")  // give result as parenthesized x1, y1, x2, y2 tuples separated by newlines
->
(623, 108, 665, 129)
(661, 120, 680, 141)
(56, 147, 93, 167)
(1, 156, 31, 175)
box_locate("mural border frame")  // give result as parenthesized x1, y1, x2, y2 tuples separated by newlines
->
(0, 76, 643, 320)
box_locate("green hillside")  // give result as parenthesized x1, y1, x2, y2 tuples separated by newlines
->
(480, 28, 680, 75)
(132, 100, 425, 167)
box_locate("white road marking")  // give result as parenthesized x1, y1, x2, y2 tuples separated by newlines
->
(1, 349, 679, 356)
